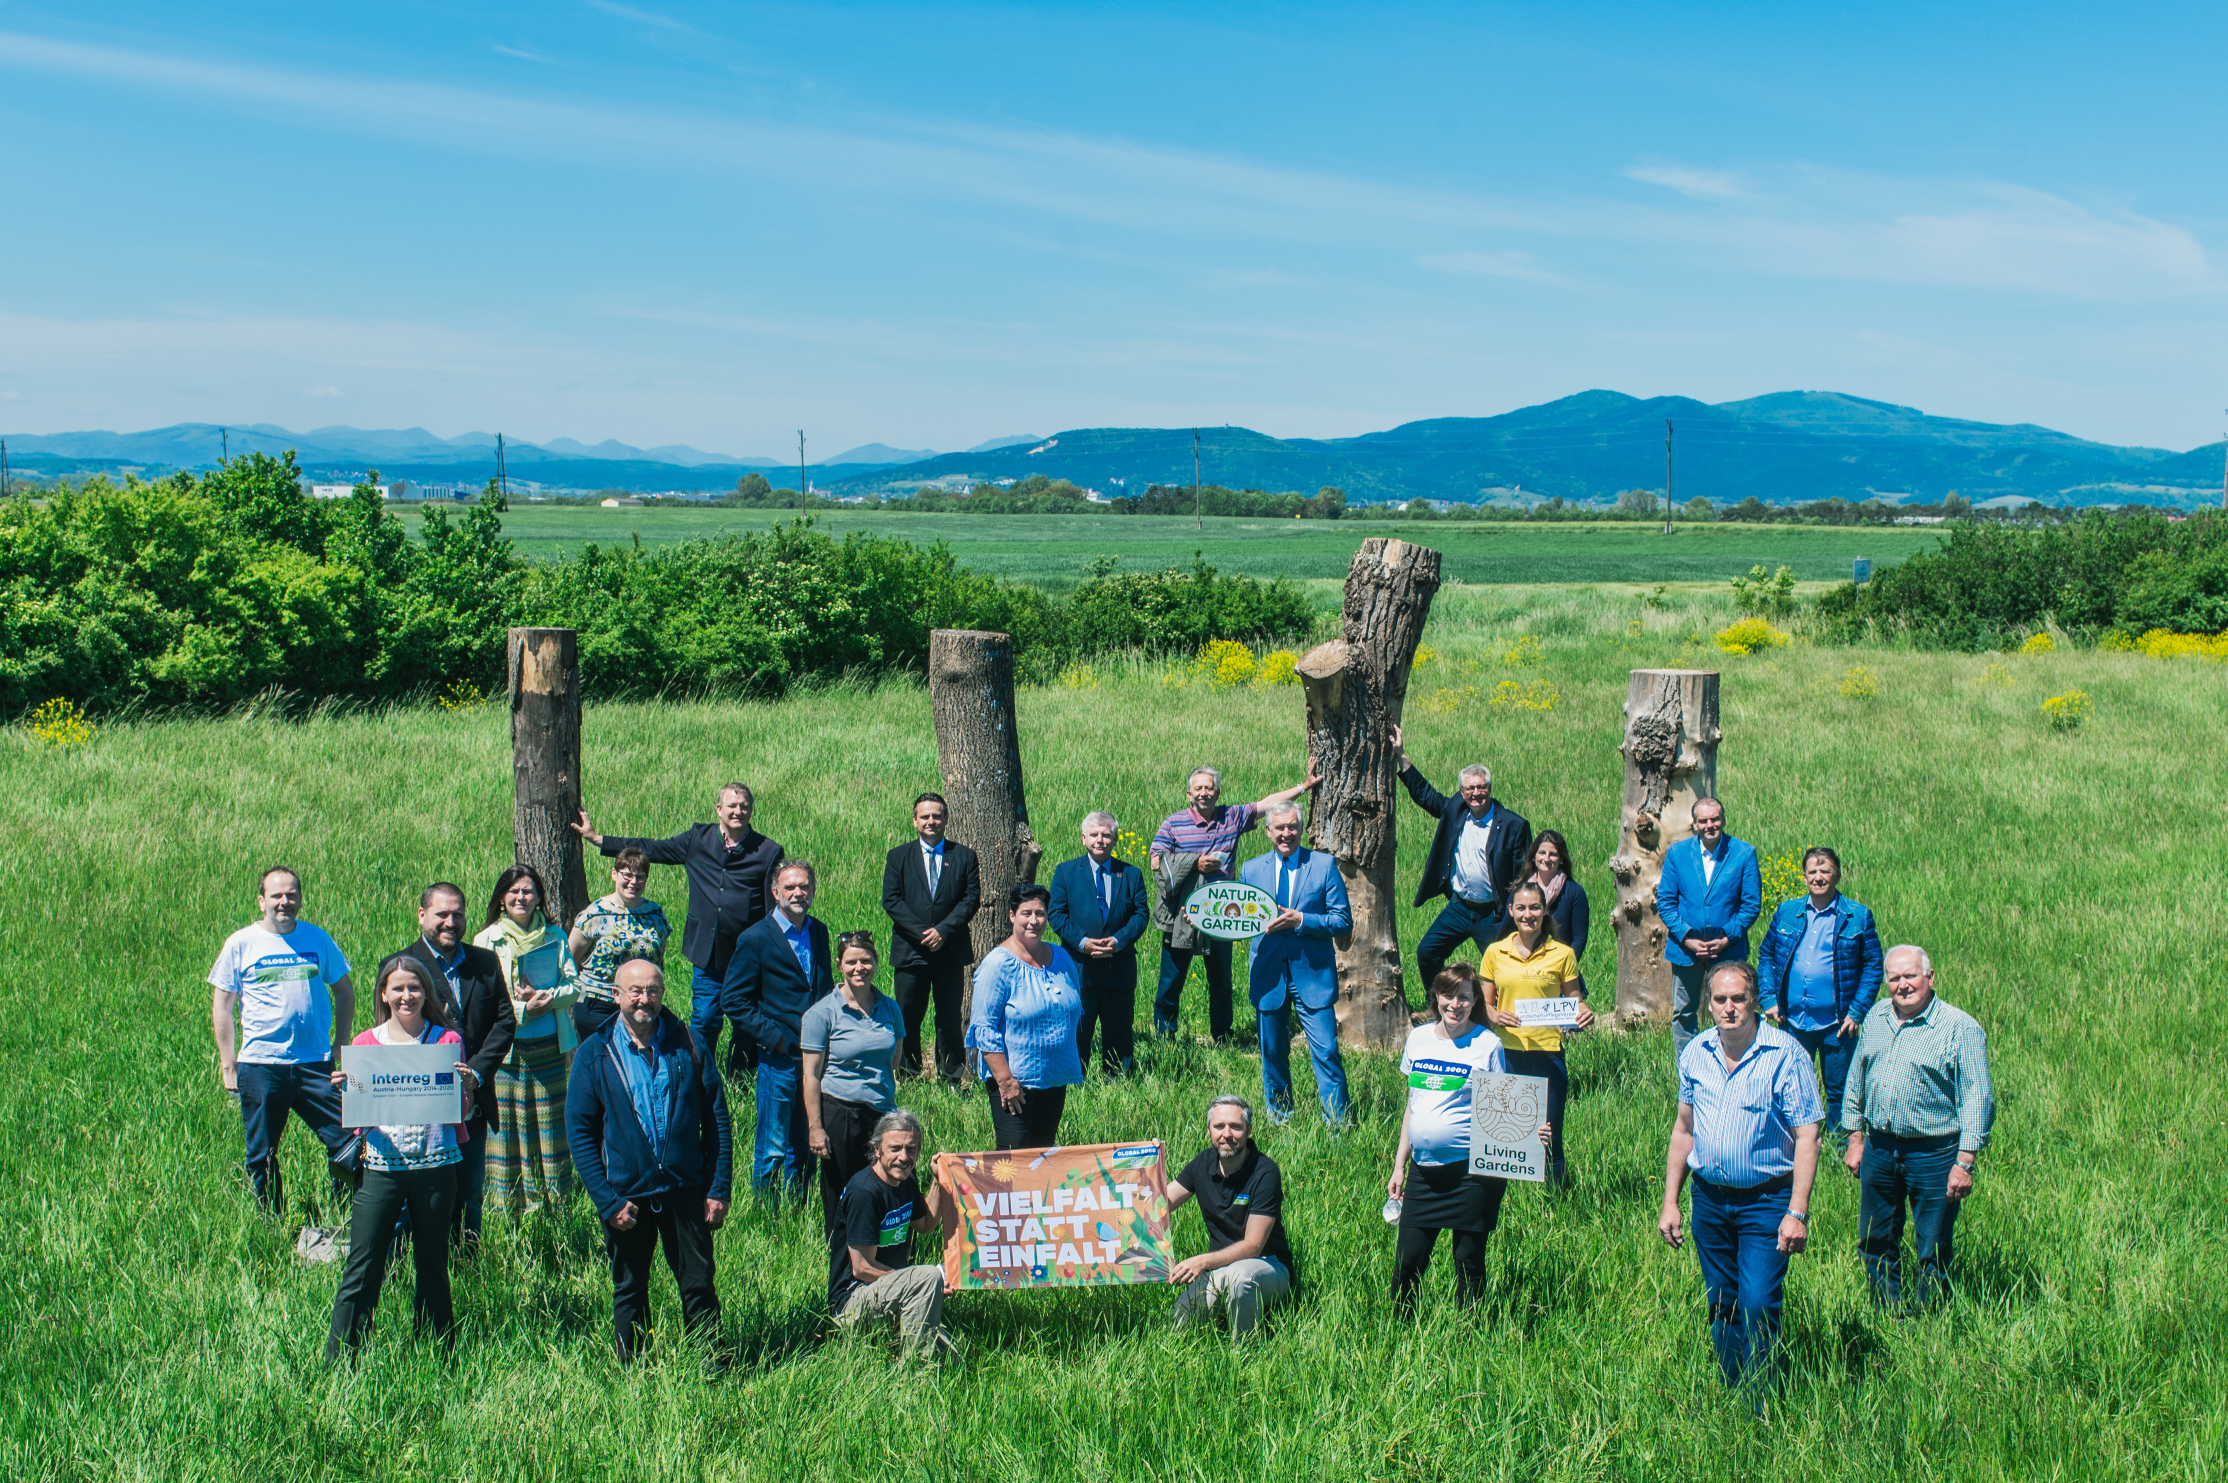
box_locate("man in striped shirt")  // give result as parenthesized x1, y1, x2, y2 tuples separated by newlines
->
(1659, 960, 1823, 1402)
(1148, 761, 1320, 1042)
(1841, 945, 1994, 1311)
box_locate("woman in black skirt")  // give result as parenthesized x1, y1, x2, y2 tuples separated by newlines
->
(1386, 962, 1548, 1314)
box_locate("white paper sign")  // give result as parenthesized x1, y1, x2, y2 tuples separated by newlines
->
(1183, 880, 1281, 942)
(1515, 997, 1587, 1029)
(341, 1042, 465, 1126)
(1468, 1071, 1550, 1183)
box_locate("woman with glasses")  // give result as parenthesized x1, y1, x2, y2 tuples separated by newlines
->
(800, 930, 907, 1236)
(473, 864, 581, 1220)
(566, 848, 670, 1039)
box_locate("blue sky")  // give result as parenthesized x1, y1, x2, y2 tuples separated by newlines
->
(2, 1, 2222, 457)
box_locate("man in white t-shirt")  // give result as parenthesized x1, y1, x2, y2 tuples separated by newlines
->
(208, 866, 357, 1211)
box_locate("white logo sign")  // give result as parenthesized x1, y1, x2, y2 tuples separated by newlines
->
(1468, 1071, 1549, 1183)
(1182, 880, 1281, 941)
(341, 1043, 467, 1126)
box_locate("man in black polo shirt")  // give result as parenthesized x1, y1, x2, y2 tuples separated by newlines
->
(1166, 1094, 1294, 1337)
(829, 1109, 955, 1363)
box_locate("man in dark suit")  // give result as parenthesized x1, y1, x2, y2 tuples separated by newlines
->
(573, 782, 785, 1071)
(880, 793, 981, 1088)
(1391, 726, 1534, 992)
(1047, 810, 1149, 1077)
(721, 860, 834, 1200)
(403, 882, 517, 1250)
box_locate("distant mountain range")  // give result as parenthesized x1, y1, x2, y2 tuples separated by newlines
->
(6, 396, 2220, 506)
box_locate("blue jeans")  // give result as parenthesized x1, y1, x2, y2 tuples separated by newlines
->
(1501, 1048, 1567, 1165)
(1257, 997, 1349, 1124)
(1416, 896, 1502, 991)
(236, 1060, 349, 1210)
(1690, 1174, 1792, 1393)
(1783, 1019, 1856, 1132)
(1858, 1134, 1962, 1310)
(452, 1113, 488, 1246)
(690, 965, 744, 1072)
(1155, 940, 1233, 1040)
(752, 1052, 814, 1198)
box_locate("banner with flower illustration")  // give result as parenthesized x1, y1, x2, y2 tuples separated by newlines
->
(933, 1141, 1174, 1290)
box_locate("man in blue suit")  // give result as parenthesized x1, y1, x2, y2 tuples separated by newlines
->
(1047, 811, 1150, 1077)
(1238, 803, 1352, 1125)
(1655, 798, 1763, 1056)
(721, 860, 834, 1200)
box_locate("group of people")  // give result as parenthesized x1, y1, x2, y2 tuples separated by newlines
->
(206, 751, 1994, 1397)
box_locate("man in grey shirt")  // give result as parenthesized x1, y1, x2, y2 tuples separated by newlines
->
(1841, 945, 1994, 1310)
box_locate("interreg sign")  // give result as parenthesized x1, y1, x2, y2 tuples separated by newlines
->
(340, 1043, 466, 1126)
(1182, 880, 1280, 941)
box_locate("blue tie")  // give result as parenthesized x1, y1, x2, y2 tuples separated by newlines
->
(1279, 859, 1292, 908)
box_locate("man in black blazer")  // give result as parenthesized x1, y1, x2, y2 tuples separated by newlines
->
(880, 792, 981, 1089)
(721, 860, 834, 1200)
(1047, 811, 1149, 1077)
(403, 882, 518, 1250)
(1391, 726, 1535, 993)
(573, 782, 785, 1071)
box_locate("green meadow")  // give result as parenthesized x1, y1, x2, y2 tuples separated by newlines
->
(422, 504, 1939, 589)
(4, 582, 2222, 1480)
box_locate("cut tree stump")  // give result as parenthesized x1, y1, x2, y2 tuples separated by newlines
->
(1607, 668, 1720, 1025)
(928, 630, 1042, 1037)
(1298, 538, 1442, 1049)
(509, 627, 589, 929)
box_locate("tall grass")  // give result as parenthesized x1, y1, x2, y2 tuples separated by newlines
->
(2, 581, 2222, 1480)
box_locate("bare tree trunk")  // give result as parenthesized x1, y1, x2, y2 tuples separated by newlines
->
(929, 630, 1041, 1039)
(509, 627, 589, 929)
(1608, 669, 1720, 1025)
(1298, 538, 1441, 1049)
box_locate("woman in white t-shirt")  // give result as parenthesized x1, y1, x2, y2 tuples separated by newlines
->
(1387, 962, 1548, 1315)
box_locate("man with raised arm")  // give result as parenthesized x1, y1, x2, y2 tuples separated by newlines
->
(1166, 1094, 1296, 1338)
(575, 783, 785, 1070)
(1392, 725, 1534, 993)
(1659, 960, 1822, 1406)
(1148, 761, 1319, 1044)
(208, 866, 356, 1212)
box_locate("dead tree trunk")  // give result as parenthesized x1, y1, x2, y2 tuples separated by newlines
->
(1608, 669, 1720, 1025)
(509, 627, 589, 929)
(1298, 538, 1441, 1049)
(929, 630, 1041, 1039)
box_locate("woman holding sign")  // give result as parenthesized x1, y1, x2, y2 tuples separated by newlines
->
(1387, 963, 1548, 1315)
(325, 954, 469, 1359)
(968, 884, 1084, 1151)
(1482, 880, 1592, 1187)
(474, 865, 581, 1220)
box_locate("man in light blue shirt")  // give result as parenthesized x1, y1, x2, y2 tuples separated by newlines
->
(1659, 960, 1822, 1403)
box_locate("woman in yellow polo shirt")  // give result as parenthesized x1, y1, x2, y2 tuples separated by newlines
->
(1482, 879, 1593, 1186)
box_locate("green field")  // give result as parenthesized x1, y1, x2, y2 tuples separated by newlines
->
(6, 583, 2221, 1480)
(418, 505, 1939, 588)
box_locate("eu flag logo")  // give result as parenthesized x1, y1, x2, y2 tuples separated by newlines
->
(433, 1072, 456, 1086)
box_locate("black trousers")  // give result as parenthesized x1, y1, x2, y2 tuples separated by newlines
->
(990, 1085, 1068, 1151)
(1392, 1181, 1507, 1315)
(895, 957, 968, 1083)
(1077, 955, 1138, 1075)
(1416, 896, 1505, 989)
(327, 1165, 457, 1358)
(574, 997, 620, 1040)
(604, 1190, 723, 1363)
(816, 1094, 882, 1239)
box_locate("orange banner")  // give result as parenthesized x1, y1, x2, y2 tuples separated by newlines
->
(934, 1141, 1175, 1290)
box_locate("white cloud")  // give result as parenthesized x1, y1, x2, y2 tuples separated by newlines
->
(1626, 164, 1744, 201)
(493, 45, 557, 64)
(306, 386, 342, 398)
(1415, 251, 1570, 286)
(583, 1, 701, 36)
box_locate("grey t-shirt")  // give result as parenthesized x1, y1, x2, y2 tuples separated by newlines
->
(800, 991, 905, 1110)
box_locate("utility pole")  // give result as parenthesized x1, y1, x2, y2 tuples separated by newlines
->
(1194, 428, 1203, 532)
(497, 433, 509, 503)
(2220, 408, 2226, 511)
(1, 438, 10, 499)
(220, 427, 228, 463)
(1663, 419, 1674, 535)
(799, 431, 807, 515)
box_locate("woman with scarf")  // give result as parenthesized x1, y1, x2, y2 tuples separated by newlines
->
(1527, 831, 1589, 971)
(474, 865, 581, 1218)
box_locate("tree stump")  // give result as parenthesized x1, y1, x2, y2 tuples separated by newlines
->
(928, 630, 1042, 1034)
(509, 627, 589, 929)
(1298, 538, 1441, 1049)
(1608, 669, 1720, 1025)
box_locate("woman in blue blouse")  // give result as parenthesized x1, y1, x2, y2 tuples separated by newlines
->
(969, 883, 1084, 1150)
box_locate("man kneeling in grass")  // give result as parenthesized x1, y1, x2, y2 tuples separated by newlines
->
(1166, 1094, 1295, 1337)
(830, 1109, 957, 1362)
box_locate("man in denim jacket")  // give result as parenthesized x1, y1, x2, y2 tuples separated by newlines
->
(1757, 847, 1883, 1140)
